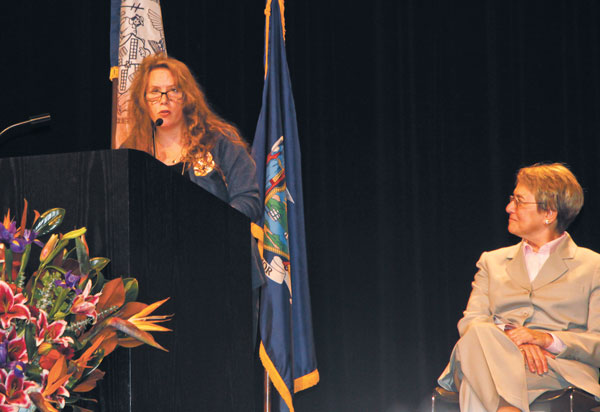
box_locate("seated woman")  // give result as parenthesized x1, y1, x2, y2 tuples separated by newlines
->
(120, 53, 261, 222)
(438, 163, 600, 412)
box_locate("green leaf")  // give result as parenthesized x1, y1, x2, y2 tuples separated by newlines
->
(89, 257, 110, 273)
(63, 395, 82, 405)
(16, 243, 31, 288)
(53, 311, 69, 320)
(76, 238, 91, 276)
(25, 364, 42, 382)
(24, 322, 37, 361)
(123, 278, 139, 303)
(91, 272, 105, 295)
(44, 265, 69, 275)
(32, 208, 65, 236)
(63, 246, 77, 260)
(49, 287, 69, 319)
(3, 248, 12, 282)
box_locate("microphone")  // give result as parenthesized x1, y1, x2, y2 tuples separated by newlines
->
(151, 118, 163, 158)
(0, 113, 51, 140)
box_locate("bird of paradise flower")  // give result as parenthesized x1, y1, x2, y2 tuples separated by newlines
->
(0, 201, 172, 412)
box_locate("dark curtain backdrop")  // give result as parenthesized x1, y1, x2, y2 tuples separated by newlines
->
(2, 1, 600, 411)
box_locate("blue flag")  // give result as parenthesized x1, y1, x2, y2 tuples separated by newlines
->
(251, 0, 319, 410)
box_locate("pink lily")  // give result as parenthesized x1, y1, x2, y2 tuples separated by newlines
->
(70, 280, 100, 322)
(0, 282, 30, 329)
(34, 310, 73, 348)
(0, 329, 28, 365)
(0, 369, 37, 410)
(0, 393, 20, 412)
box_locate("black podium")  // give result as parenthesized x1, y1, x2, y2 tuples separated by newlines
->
(0, 149, 253, 411)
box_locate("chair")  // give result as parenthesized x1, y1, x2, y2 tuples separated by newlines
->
(431, 385, 600, 412)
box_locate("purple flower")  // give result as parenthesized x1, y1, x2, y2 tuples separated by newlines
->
(0, 341, 7, 368)
(23, 229, 43, 248)
(54, 270, 82, 293)
(8, 238, 26, 253)
(11, 361, 26, 379)
(0, 222, 16, 244)
(0, 222, 33, 253)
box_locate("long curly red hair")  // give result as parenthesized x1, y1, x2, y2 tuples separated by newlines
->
(122, 53, 247, 164)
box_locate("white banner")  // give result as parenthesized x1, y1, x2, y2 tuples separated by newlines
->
(114, 0, 166, 148)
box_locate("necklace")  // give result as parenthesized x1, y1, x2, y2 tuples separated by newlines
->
(158, 150, 182, 165)
(156, 137, 183, 165)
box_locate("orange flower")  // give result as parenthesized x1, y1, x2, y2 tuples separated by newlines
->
(39, 234, 58, 261)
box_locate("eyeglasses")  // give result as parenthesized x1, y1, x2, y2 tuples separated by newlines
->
(509, 195, 541, 208)
(145, 88, 183, 104)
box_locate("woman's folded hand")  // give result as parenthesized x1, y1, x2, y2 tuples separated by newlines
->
(518, 343, 555, 375)
(506, 326, 553, 348)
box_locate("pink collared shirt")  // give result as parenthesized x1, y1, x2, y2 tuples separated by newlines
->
(523, 232, 567, 282)
(523, 232, 568, 354)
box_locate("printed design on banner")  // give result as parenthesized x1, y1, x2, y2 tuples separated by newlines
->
(117, 1, 166, 120)
(262, 136, 292, 298)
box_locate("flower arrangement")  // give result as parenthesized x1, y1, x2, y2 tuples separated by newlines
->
(0, 201, 171, 412)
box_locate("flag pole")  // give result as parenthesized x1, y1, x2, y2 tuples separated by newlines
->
(110, 72, 118, 148)
(264, 370, 271, 412)
(261, 4, 273, 411)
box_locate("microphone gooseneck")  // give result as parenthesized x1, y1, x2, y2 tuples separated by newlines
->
(28, 113, 51, 126)
(0, 113, 52, 139)
(151, 118, 163, 158)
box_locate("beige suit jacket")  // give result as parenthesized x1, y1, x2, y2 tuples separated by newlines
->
(439, 234, 600, 402)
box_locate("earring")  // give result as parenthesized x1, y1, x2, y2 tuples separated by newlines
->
(545, 219, 550, 225)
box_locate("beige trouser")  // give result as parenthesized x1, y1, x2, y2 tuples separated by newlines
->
(455, 322, 568, 412)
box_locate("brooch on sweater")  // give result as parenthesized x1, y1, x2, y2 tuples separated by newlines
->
(192, 152, 216, 177)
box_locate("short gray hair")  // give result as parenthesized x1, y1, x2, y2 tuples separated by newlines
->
(516, 163, 583, 233)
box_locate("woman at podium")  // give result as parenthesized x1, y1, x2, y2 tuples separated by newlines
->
(120, 53, 261, 222)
